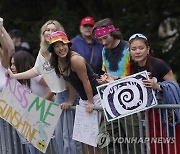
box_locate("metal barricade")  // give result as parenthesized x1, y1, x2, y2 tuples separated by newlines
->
(70, 105, 180, 154)
(0, 118, 55, 154)
(93, 104, 180, 154)
(0, 104, 180, 154)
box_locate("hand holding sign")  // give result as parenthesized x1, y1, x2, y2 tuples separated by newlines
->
(97, 71, 157, 121)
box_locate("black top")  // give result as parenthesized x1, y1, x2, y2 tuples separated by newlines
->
(134, 57, 171, 82)
(63, 62, 99, 100)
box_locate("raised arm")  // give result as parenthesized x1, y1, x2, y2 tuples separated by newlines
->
(0, 17, 15, 68)
(7, 68, 38, 79)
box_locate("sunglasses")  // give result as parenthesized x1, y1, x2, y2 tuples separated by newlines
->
(129, 33, 147, 42)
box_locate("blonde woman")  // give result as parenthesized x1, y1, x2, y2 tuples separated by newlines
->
(7, 20, 66, 94)
(7, 20, 82, 154)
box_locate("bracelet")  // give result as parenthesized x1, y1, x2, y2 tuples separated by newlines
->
(157, 83, 162, 92)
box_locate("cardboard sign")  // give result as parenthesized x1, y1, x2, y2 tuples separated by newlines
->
(0, 77, 62, 153)
(73, 105, 99, 147)
(97, 71, 157, 121)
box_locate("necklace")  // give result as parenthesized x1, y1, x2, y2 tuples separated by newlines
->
(58, 65, 66, 74)
(58, 58, 68, 75)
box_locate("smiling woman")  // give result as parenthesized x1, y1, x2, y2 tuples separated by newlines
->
(49, 30, 102, 154)
(49, 31, 100, 111)
(129, 33, 176, 83)
(129, 33, 178, 154)
(6, 20, 84, 154)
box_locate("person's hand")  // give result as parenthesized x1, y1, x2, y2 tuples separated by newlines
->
(86, 103, 95, 113)
(104, 73, 119, 82)
(97, 73, 120, 84)
(96, 73, 108, 84)
(143, 79, 161, 90)
(5, 69, 15, 78)
(0, 17, 3, 30)
(60, 102, 73, 110)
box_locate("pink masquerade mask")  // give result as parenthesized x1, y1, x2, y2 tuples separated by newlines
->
(94, 25, 118, 38)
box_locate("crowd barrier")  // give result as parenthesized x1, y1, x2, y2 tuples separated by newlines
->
(0, 104, 180, 154)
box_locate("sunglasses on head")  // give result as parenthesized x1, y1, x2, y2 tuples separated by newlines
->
(129, 33, 147, 42)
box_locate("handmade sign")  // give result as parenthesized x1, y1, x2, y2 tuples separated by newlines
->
(73, 105, 99, 147)
(0, 77, 62, 153)
(97, 71, 157, 121)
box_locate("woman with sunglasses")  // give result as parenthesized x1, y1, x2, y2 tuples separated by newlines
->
(129, 33, 175, 83)
(104, 33, 178, 153)
(129, 33, 178, 154)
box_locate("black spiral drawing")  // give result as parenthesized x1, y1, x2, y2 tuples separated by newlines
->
(103, 75, 150, 120)
(118, 84, 143, 110)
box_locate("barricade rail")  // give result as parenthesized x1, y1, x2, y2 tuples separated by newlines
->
(0, 104, 180, 154)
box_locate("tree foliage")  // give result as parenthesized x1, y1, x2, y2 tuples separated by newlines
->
(1, 0, 180, 82)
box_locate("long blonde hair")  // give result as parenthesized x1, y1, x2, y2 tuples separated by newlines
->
(40, 20, 65, 50)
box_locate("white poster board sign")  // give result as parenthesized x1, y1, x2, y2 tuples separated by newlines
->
(97, 71, 158, 122)
(0, 77, 62, 153)
(72, 105, 99, 147)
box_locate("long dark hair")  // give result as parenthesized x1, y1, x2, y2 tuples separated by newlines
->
(50, 44, 72, 77)
(10, 51, 35, 88)
(129, 37, 154, 74)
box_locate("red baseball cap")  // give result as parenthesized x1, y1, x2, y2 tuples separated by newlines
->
(80, 16, 95, 26)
